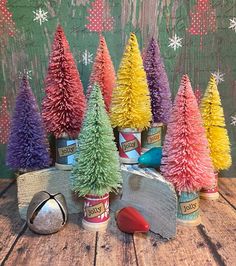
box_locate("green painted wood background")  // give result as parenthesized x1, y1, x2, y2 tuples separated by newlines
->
(0, 0, 236, 178)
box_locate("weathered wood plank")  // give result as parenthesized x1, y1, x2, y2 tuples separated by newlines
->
(96, 213, 137, 266)
(4, 213, 96, 266)
(0, 179, 15, 196)
(0, 183, 26, 265)
(218, 178, 236, 208)
(200, 196, 236, 265)
(133, 226, 217, 266)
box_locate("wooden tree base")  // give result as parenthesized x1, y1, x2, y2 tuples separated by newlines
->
(177, 215, 201, 227)
(200, 191, 219, 200)
(82, 218, 109, 232)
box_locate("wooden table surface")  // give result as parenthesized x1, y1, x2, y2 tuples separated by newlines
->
(0, 178, 235, 266)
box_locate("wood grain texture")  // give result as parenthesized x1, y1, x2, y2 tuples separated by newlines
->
(0, 183, 26, 265)
(17, 168, 83, 219)
(200, 196, 236, 265)
(111, 166, 177, 239)
(218, 178, 236, 208)
(133, 226, 217, 266)
(0, 179, 14, 195)
(96, 213, 137, 266)
(4, 213, 96, 266)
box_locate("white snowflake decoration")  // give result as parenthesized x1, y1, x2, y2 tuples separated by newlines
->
(168, 34, 183, 51)
(79, 50, 93, 66)
(231, 115, 236, 126)
(211, 70, 225, 84)
(33, 8, 48, 25)
(229, 17, 236, 32)
(19, 69, 32, 80)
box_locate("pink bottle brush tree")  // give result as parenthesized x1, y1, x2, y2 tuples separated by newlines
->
(161, 74, 214, 193)
(86, 0, 114, 33)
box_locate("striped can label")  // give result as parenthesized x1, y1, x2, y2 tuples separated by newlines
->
(119, 129, 141, 164)
(142, 123, 162, 150)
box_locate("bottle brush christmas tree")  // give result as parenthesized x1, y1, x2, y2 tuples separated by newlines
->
(42, 25, 86, 169)
(142, 37, 172, 150)
(6, 76, 50, 172)
(42, 25, 86, 139)
(111, 32, 151, 130)
(72, 84, 122, 231)
(87, 35, 116, 112)
(143, 37, 172, 125)
(161, 74, 214, 225)
(200, 75, 231, 199)
(111, 33, 151, 163)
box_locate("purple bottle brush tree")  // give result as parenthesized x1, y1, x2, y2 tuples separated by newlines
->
(142, 37, 172, 150)
(143, 37, 172, 125)
(6, 76, 50, 172)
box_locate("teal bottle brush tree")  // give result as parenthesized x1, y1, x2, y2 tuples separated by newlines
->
(161, 75, 215, 226)
(71, 84, 122, 231)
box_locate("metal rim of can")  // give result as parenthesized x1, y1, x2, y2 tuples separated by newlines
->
(151, 122, 163, 127)
(118, 127, 141, 133)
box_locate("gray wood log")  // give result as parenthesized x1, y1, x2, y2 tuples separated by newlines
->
(110, 165, 177, 239)
(17, 168, 83, 220)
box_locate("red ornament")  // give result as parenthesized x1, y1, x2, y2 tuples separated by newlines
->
(116, 207, 150, 234)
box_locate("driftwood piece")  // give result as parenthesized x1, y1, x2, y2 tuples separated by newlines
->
(17, 168, 83, 220)
(110, 165, 177, 239)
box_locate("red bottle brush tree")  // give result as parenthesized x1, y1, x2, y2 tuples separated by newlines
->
(87, 35, 116, 112)
(161, 74, 214, 193)
(0, 96, 10, 144)
(86, 0, 114, 33)
(42, 25, 86, 139)
(0, 0, 15, 37)
(188, 0, 216, 47)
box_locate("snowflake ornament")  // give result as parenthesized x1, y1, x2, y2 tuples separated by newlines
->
(19, 69, 32, 80)
(168, 34, 183, 51)
(33, 8, 48, 25)
(79, 50, 93, 66)
(231, 115, 236, 126)
(229, 17, 236, 32)
(211, 70, 224, 84)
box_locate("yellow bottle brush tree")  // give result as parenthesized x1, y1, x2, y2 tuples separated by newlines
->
(200, 75, 232, 199)
(111, 33, 152, 164)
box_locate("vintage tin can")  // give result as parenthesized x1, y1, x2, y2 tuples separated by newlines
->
(55, 134, 77, 171)
(118, 128, 141, 164)
(142, 123, 163, 152)
(177, 191, 201, 226)
(82, 194, 110, 231)
(200, 172, 219, 200)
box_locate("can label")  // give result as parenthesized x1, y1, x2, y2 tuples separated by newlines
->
(84, 194, 109, 223)
(142, 125, 162, 149)
(179, 197, 199, 215)
(56, 138, 77, 165)
(119, 131, 141, 160)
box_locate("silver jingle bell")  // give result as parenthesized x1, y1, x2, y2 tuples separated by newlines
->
(27, 191, 68, 235)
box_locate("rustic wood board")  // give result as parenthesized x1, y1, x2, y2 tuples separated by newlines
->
(133, 226, 218, 266)
(111, 165, 177, 239)
(200, 196, 236, 265)
(0, 183, 26, 265)
(17, 168, 83, 219)
(96, 213, 137, 266)
(218, 178, 236, 208)
(3, 213, 96, 266)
